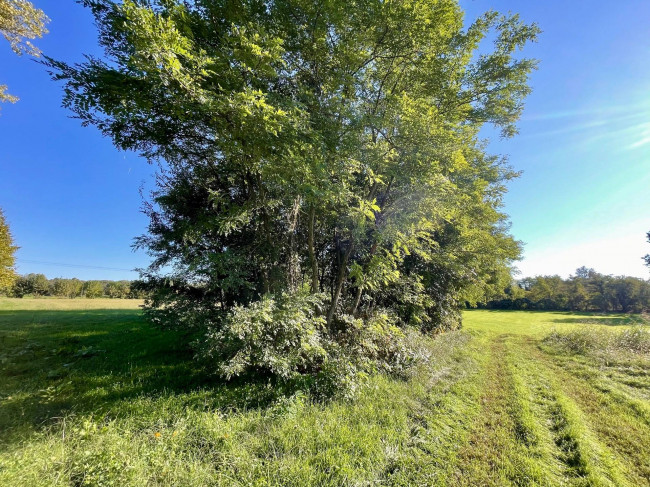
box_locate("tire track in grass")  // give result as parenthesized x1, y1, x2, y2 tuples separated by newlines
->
(452, 334, 549, 487)
(546, 391, 629, 487)
(503, 338, 568, 486)
(521, 340, 638, 486)
(506, 340, 580, 486)
(548, 366, 650, 484)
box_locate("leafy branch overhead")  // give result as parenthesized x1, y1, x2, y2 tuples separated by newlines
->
(0, 0, 49, 103)
(49, 0, 539, 394)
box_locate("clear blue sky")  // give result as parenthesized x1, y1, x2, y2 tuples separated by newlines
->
(1, 0, 649, 280)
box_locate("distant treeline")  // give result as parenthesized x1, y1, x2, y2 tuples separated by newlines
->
(484, 267, 650, 313)
(2, 273, 146, 299)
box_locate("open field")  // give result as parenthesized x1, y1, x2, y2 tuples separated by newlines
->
(0, 300, 648, 486)
(0, 298, 144, 311)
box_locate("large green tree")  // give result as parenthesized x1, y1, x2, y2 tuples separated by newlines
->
(0, 208, 18, 293)
(0, 0, 49, 104)
(49, 0, 537, 384)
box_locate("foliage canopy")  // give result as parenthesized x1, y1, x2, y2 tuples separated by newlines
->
(49, 0, 538, 390)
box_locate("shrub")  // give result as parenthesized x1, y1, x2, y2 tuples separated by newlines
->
(334, 311, 416, 376)
(198, 292, 329, 381)
(309, 354, 365, 400)
(196, 294, 427, 398)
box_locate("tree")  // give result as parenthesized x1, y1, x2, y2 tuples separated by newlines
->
(586, 272, 615, 312)
(128, 279, 148, 299)
(49, 0, 537, 386)
(30, 272, 48, 295)
(0, 208, 18, 293)
(528, 275, 569, 310)
(13, 273, 47, 297)
(611, 276, 645, 313)
(51, 278, 83, 298)
(105, 280, 130, 298)
(644, 231, 650, 269)
(567, 278, 590, 311)
(0, 0, 49, 104)
(485, 267, 650, 312)
(83, 280, 104, 298)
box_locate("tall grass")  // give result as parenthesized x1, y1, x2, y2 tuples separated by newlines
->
(543, 326, 650, 355)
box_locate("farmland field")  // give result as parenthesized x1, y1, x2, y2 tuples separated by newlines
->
(0, 299, 648, 486)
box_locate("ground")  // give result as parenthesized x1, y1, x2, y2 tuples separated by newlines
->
(0, 299, 648, 486)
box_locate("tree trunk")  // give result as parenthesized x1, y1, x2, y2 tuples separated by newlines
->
(308, 206, 319, 293)
(326, 242, 354, 327)
(287, 197, 301, 291)
(351, 286, 363, 316)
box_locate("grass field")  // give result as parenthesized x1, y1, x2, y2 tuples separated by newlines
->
(0, 299, 648, 486)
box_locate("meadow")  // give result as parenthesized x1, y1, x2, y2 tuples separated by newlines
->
(0, 299, 648, 486)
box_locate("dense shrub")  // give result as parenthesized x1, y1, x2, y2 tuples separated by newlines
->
(334, 312, 416, 375)
(195, 294, 423, 397)
(199, 293, 329, 381)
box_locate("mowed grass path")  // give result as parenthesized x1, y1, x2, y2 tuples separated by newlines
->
(0, 300, 648, 486)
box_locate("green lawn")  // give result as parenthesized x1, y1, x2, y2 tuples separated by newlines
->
(0, 299, 648, 486)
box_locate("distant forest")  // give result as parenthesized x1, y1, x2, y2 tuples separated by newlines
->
(2, 274, 145, 299)
(4, 267, 649, 312)
(484, 267, 650, 313)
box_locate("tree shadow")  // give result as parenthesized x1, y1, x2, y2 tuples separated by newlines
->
(550, 316, 645, 327)
(0, 309, 291, 447)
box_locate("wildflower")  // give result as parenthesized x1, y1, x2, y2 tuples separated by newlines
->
(154, 432, 161, 438)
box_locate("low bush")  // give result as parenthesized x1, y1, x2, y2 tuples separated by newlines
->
(334, 311, 417, 376)
(198, 292, 329, 381)
(543, 328, 608, 354)
(195, 294, 423, 398)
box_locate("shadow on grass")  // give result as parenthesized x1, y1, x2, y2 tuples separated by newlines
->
(471, 309, 647, 327)
(0, 309, 292, 445)
(550, 315, 647, 327)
